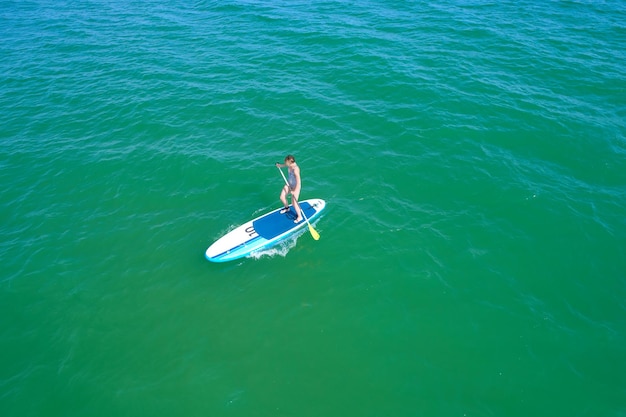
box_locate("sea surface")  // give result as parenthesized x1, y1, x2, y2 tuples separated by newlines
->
(1, 1, 625, 416)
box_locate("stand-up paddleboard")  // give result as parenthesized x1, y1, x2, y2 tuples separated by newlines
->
(205, 199, 326, 263)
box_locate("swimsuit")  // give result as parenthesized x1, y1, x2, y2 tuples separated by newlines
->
(288, 169, 297, 188)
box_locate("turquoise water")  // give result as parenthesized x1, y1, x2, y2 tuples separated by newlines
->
(2, 0, 625, 415)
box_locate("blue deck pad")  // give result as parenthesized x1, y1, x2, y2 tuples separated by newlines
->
(253, 202, 315, 240)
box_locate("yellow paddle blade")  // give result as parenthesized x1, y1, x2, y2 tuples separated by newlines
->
(308, 224, 320, 240)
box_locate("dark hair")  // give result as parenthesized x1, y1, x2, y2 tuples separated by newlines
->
(285, 155, 296, 163)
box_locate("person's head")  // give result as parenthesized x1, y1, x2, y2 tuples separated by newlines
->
(284, 155, 296, 165)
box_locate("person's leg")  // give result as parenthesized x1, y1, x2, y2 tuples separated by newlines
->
(279, 185, 290, 213)
(291, 190, 302, 222)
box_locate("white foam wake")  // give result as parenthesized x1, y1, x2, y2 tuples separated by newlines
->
(248, 229, 306, 260)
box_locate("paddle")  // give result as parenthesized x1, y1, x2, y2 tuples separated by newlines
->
(276, 165, 320, 241)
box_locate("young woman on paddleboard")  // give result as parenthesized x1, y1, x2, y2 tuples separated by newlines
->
(275, 155, 303, 223)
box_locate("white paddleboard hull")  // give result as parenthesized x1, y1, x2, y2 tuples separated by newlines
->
(205, 198, 326, 262)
